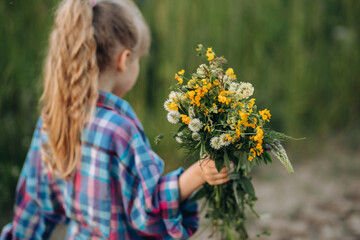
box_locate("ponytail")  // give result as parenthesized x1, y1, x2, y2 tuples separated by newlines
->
(40, 0, 151, 179)
(40, 0, 99, 179)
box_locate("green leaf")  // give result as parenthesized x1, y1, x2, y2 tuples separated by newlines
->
(190, 187, 206, 202)
(224, 149, 230, 170)
(239, 177, 256, 198)
(154, 134, 163, 145)
(232, 181, 240, 205)
(225, 224, 235, 240)
(199, 143, 204, 158)
(215, 155, 224, 173)
(264, 151, 273, 164)
(177, 124, 187, 133)
(237, 152, 244, 172)
(228, 172, 240, 180)
(194, 141, 201, 150)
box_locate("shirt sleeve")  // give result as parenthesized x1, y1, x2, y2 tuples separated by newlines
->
(112, 120, 198, 239)
(1, 119, 67, 240)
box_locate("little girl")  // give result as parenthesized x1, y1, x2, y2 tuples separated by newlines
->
(1, 0, 231, 239)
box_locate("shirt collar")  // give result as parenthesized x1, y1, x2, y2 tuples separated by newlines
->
(97, 90, 143, 131)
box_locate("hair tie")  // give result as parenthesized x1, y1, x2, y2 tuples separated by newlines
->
(91, 0, 97, 7)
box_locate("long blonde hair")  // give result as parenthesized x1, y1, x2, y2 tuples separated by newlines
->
(40, 0, 150, 179)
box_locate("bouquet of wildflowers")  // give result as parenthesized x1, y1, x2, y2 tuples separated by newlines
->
(162, 45, 294, 239)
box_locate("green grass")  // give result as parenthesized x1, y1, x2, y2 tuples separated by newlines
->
(1, 0, 359, 226)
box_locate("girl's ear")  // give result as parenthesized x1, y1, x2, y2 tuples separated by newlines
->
(116, 49, 132, 72)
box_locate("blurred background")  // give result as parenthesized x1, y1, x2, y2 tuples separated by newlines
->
(1, 0, 359, 239)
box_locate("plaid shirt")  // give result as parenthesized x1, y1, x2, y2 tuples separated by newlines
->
(1, 90, 198, 239)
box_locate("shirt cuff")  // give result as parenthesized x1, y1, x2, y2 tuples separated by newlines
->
(1, 223, 13, 240)
(158, 168, 199, 239)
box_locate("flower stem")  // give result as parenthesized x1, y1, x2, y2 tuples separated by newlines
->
(215, 185, 220, 209)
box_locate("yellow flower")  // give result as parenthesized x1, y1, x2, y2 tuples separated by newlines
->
(204, 125, 211, 132)
(187, 91, 196, 99)
(226, 68, 234, 77)
(218, 95, 227, 103)
(174, 74, 183, 84)
(180, 114, 191, 124)
(201, 79, 207, 85)
(178, 69, 185, 75)
(167, 102, 178, 111)
(250, 148, 256, 157)
(195, 95, 201, 106)
(239, 112, 248, 121)
(248, 98, 256, 109)
(187, 79, 195, 88)
(206, 48, 215, 61)
(256, 143, 262, 150)
(259, 109, 271, 122)
(206, 52, 215, 61)
(225, 98, 232, 105)
(225, 134, 233, 142)
(213, 79, 219, 86)
(254, 126, 264, 143)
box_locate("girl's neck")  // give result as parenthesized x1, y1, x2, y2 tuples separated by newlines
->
(98, 69, 126, 98)
(98, 69, 115, 92)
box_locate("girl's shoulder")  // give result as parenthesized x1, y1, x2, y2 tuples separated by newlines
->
(84, 90, 150, 153)
(90, 90, 142, 133)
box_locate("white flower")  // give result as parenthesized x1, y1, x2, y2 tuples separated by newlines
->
(167, 111, 180, 124)
(196, 64, 208, 78)
(210, 137, 222, 150)
(210, 68, 222, 76)
(175, 132, 184, 144)
(222, 75, 232, 85)
(164, 99, 174, 111)
(188, 118, 202, 132)
(236, 82, 254, 100)
(219, 133, 231, 147)
(169, 91, 183, 102)
(192, 132, 201, 141)
(229, 82, 239, 93)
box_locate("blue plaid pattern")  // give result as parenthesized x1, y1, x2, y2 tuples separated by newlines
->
(1, 90, 198, 239)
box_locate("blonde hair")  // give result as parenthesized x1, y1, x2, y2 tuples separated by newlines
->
(40, 0, 150, 179)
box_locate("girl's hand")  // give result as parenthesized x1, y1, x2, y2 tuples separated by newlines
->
(198, 158, 233, 186)
(178, 157, 233, 201)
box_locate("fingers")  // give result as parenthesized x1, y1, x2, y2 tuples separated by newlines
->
(203, 169, 230, 185)
(200, 158, 215, 168)
(200, 159, 234, 172)
(205, 172, 229, 181)
(207, 177, 230, 186)
(199, 158, 234, 186)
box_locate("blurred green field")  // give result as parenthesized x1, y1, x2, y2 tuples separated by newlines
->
(1, 0, 359, 228)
